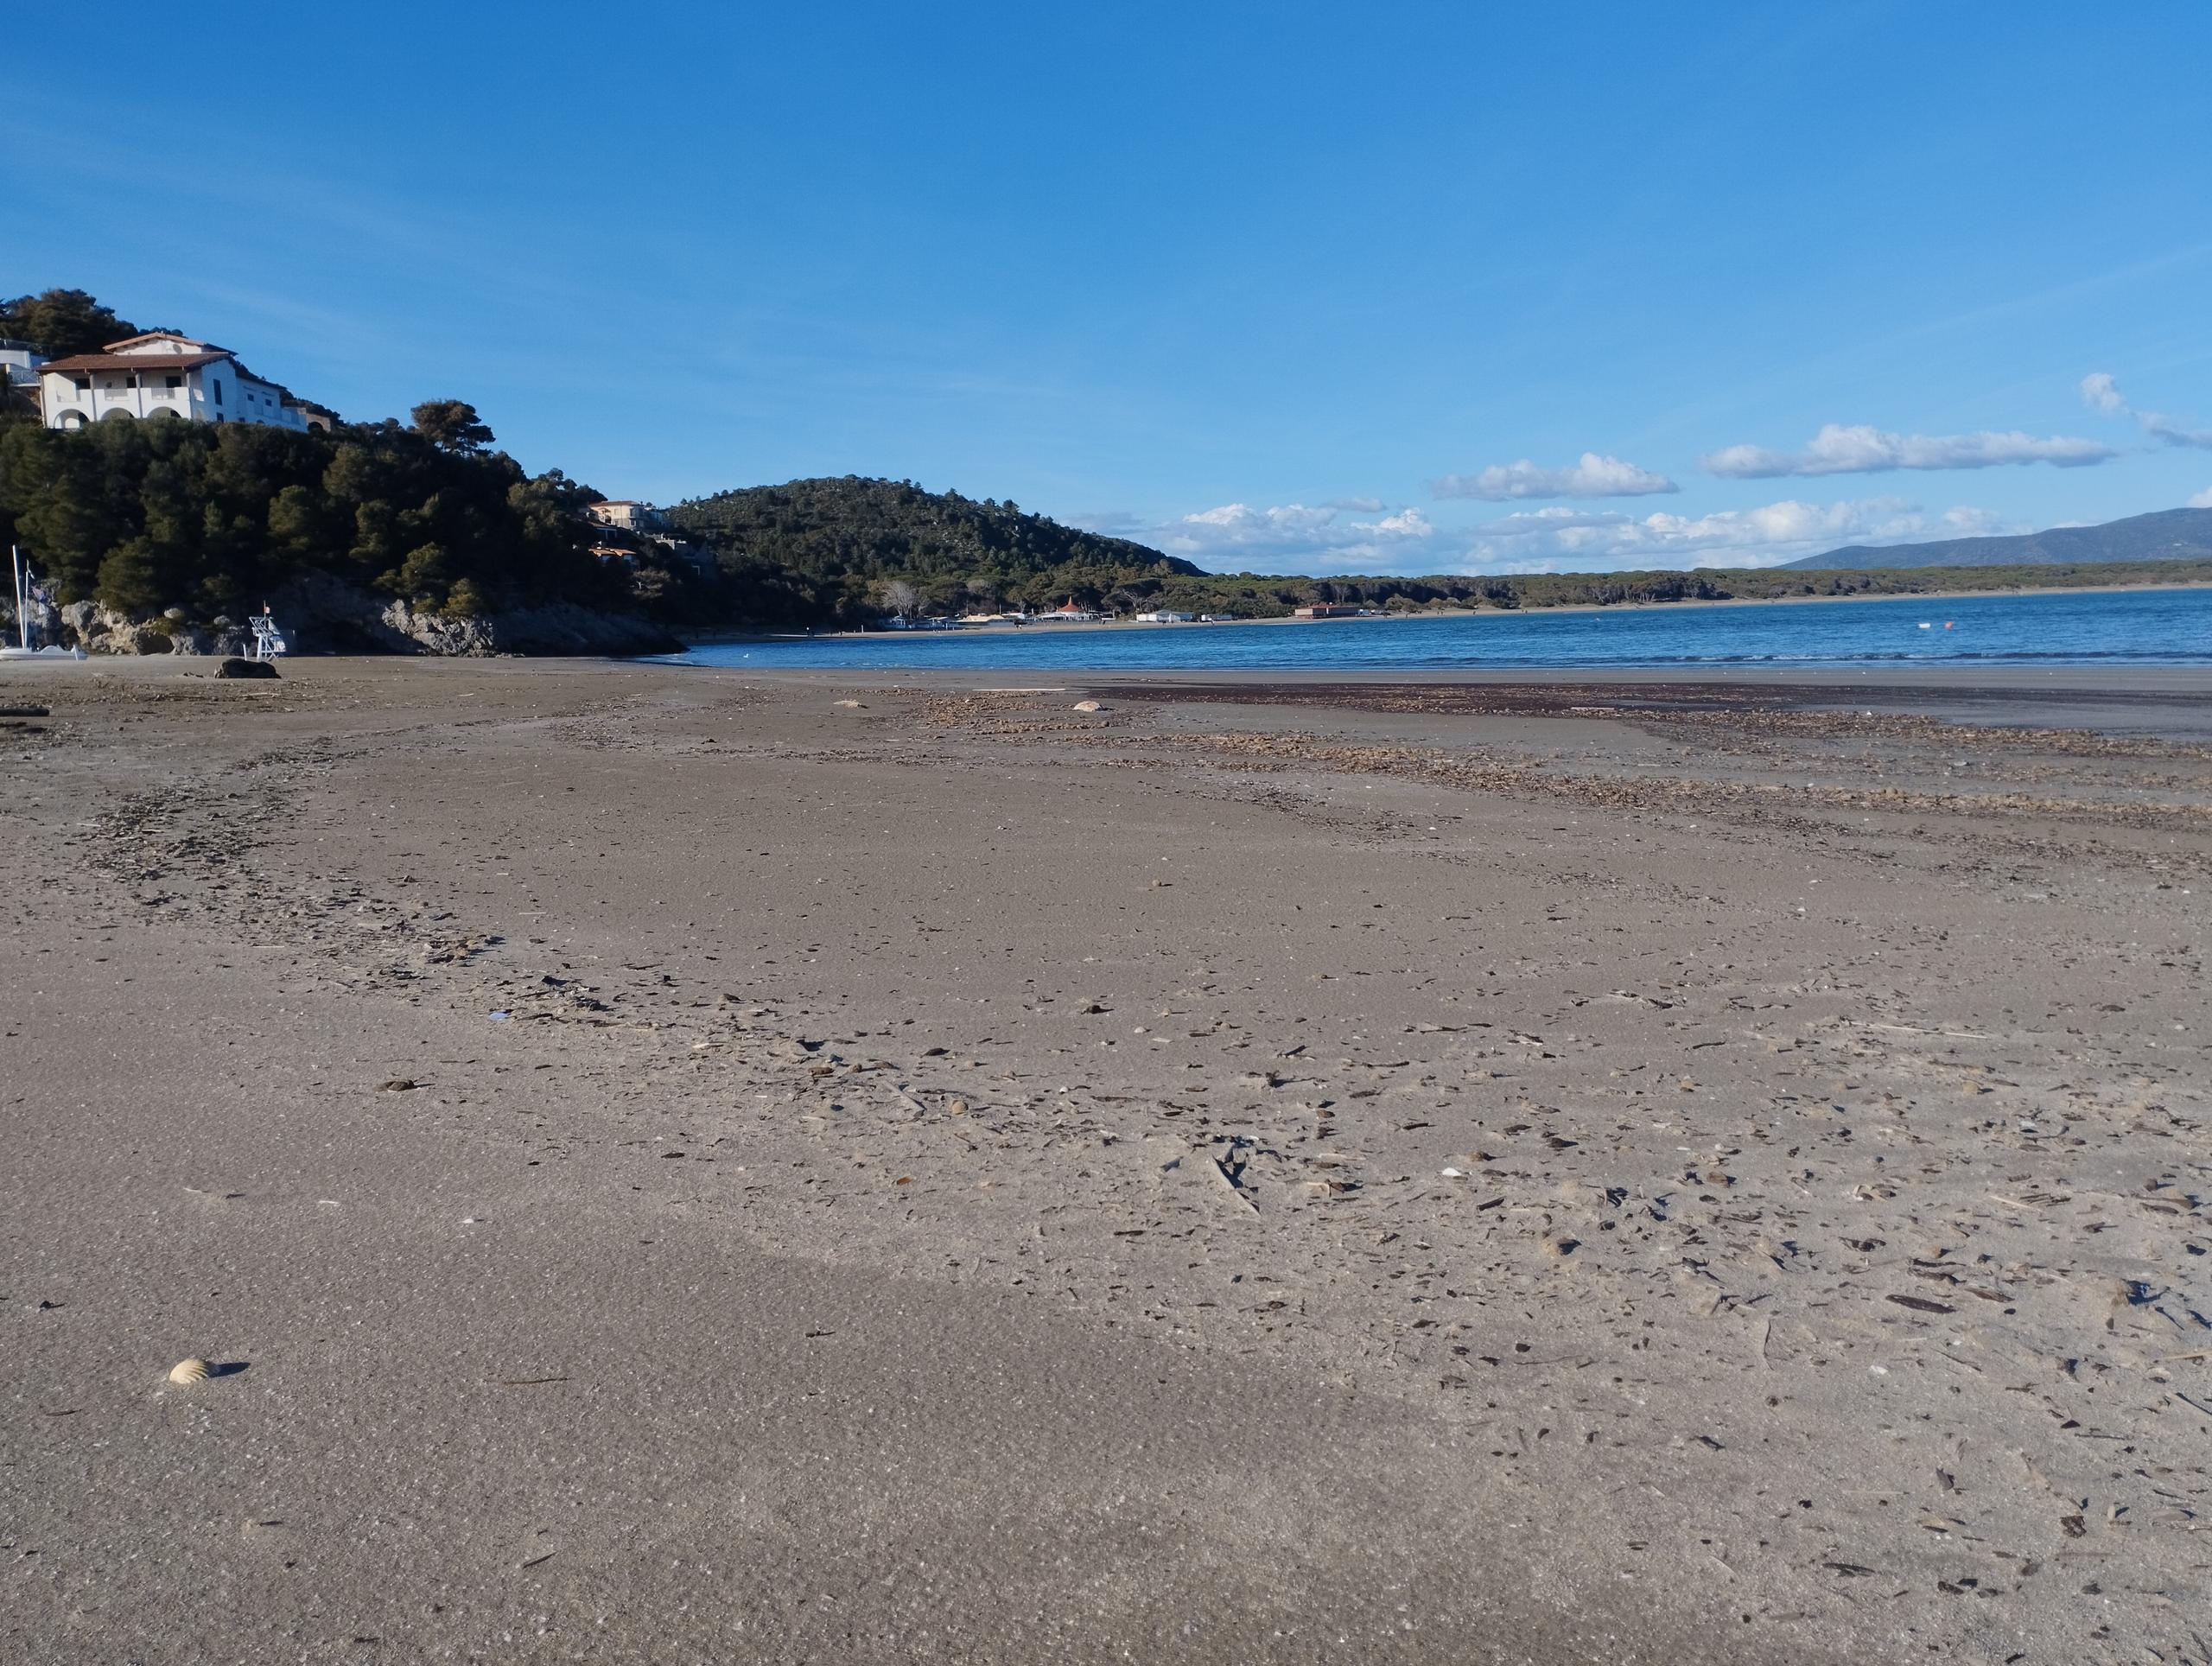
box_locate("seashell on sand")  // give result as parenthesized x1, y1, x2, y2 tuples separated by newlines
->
(168, 1358, 213, 1384)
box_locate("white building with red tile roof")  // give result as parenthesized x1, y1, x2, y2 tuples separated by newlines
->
(36, 331, 333, 432)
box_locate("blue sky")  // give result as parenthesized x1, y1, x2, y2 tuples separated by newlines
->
(7, 3, 2210, 573)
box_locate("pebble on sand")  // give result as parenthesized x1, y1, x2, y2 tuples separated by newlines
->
(1071, 699, 1105, 712)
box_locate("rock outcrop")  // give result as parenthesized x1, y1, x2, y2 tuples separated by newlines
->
(55, 600, 238, 657)
(49, 576, 683, 659)
(373, 596, 683, 658)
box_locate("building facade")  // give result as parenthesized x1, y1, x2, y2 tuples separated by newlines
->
(0, 338, 45, 388)
(35, 332, 328, 432)
(587, 500, 666, 533)
(0, 339, 43, 418)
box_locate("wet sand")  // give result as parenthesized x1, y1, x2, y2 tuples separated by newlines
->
(3, 656, 2208, 1662)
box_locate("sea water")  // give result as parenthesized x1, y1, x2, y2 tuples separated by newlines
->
(669, 586, 2212, 671)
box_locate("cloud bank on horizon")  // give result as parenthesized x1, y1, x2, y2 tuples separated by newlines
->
(1076, 372, 2212, 576)
(1120, 494, 2013, 576)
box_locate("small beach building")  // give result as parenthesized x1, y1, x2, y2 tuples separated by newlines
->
(36, 331, 327, 432)
(1134, 609, 1194, 622)
(1293, 602, 1363, 619)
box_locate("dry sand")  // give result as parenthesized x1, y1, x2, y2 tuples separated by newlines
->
(3, 656, 2209, 1663)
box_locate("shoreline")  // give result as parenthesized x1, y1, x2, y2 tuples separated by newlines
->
(672, 576, 2212, 648)
(16, 653, 2212, 696)
(15, 652, 2211, 735)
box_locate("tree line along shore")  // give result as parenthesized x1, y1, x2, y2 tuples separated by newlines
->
(5, 288, 2209, 654)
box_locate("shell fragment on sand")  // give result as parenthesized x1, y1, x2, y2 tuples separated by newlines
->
(168, 1358, 212, 1384)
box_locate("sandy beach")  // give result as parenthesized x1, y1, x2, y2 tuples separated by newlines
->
(4, 655, 2209, 1663)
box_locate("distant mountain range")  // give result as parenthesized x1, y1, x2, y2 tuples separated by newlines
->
(1781, 506, 2212, 570)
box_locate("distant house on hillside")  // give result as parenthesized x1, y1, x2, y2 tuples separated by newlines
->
(36, 331, 333, 432)
(585, 499, 717, 575)
(588, 500, 666, 533)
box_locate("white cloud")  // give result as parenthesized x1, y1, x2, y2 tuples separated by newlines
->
(2080, 371, 2212, 450)
(2080, 372, 2126, 416)
(1702, 423, 2113, 478)
(1937, 506, 2009, 536)
(1432, 452, 1678, 500)
(1152, 500, 1444, 572)
(2190, 487, 2212, 509)
(1371, 507, 1434, 536)
(2148, 415, 2212, 448)
(1179, 502, 1338, 539)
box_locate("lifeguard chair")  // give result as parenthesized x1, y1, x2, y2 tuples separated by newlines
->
(248, 604, 289, 660)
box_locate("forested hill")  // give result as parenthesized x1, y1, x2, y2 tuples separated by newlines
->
(669, 476, 1198, 611)
(1783, 506, 2212, 569)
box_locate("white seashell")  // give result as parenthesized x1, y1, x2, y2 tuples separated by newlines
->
(168, 1358, 212, 1384)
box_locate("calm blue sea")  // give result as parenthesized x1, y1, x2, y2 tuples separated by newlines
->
(669, 587, 2212, 672)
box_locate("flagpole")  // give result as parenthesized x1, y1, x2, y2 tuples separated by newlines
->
(11, 545, 25, 652)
